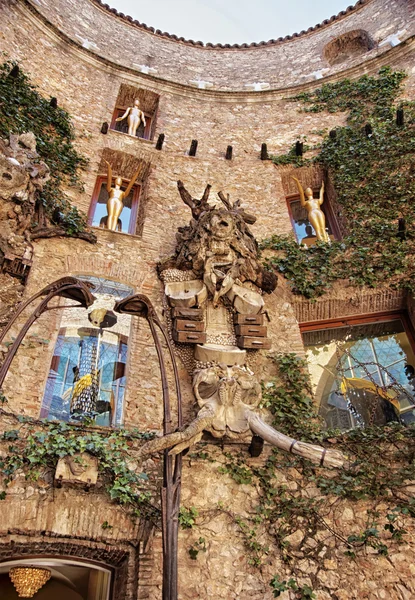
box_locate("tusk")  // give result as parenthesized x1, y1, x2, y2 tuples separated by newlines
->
(139, 406, 216, 456)
(169, 431, 204, 456)
(247, 411, 347, 469)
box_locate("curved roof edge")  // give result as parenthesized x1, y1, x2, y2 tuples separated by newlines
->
(92, 0, 369, 49)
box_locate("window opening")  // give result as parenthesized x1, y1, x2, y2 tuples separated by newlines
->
(40, 277, 133, 426)
(288, 196, 337, 246)
(88, 177, 140, 235)
(303, 316, 415, 430)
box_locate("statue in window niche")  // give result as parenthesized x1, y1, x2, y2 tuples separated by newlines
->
(104, 160, 140, 231)
(115, 98, 146, 137)
(292, 177, 330, 243)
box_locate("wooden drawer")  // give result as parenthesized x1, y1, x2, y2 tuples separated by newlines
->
(233, 313, 264, 326)
(173, 331, 207, 344)
(171, 307, 204, 321)
(237, 336, 271, 350)
(235, 325, 267, 337)
(174, 319, 205, 332)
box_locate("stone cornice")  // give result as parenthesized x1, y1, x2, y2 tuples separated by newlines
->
(18, 0, 415, 101)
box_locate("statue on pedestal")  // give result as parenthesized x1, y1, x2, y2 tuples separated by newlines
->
(115, 99, 146, 137)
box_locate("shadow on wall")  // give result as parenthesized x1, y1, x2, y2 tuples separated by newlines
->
(323, 29, 376, 65)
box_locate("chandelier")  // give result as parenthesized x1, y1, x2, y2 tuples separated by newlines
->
(9, 567, 51, 597)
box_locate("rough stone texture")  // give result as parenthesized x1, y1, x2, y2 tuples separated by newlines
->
(15, 0, 415, 91)
(0, 1, 415, 599)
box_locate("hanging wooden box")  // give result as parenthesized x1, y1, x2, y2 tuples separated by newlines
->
(237, 336, 271, 350)
(174, 319, 205, 333)
(235, 325, 267, 337)
(233, 313, 264, 326)
(173, 331, 207, 344)
(171, 307, 204, 321)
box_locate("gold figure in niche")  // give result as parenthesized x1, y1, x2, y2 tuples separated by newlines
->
(115, 99, 146, 137)
(292, 177, 330, 243)
(104, 160, 140, 231)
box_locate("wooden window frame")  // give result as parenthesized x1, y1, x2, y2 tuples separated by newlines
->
(88, 176, 141, 236)
(300, 310, 415, 353)
(110, 106, 153, 140)
(286, 190, 341, 244)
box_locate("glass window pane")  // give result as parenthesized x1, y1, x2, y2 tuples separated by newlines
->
(41, 278, 133, 427)
(304, 319, 415, 430)
(91, 182, 134, 234)
(290, 199, 333, 245)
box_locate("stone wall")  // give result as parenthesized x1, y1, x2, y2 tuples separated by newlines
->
(1, 0, 415, 598)
(17, 0, 415, 90)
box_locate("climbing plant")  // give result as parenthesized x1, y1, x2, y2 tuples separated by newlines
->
(0, 408, 160, 523)
(0, 60, 90, 235)
(184, 353, 415, 595)
(262, 67, 415, 298)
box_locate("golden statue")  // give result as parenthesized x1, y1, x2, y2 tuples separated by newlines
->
(104, 161, 140, 231)
(292, 177, 329, 243)
(115, 99, 146, 137)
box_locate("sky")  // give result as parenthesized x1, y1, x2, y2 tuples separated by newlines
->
(107, 0, 354, 44)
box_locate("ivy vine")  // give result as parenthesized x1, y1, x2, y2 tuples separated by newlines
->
(0, 60, 90, 235)
(186, 353, 415, 595)
(262, 67, 415, 298)
(0, 409, 160, 523)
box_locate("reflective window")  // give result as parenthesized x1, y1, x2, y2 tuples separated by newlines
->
(303, 318, 415, 430)
(88, 178, 140, 235)
(289, 198, 335, 246)
(40, 277, 133, 426)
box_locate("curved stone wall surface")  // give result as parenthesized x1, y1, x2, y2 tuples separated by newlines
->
(2, 2, 415, 599)
(22, 0, 415, 90)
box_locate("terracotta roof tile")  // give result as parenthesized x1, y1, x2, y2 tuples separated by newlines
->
(92, 0, 369, 49)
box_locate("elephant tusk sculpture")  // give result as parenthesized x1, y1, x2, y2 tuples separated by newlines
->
(139, 364, 347, 468)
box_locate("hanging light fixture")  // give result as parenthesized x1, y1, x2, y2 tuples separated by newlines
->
(9, 566, 51, 597)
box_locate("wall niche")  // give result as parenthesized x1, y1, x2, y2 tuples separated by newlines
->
(323, 29, 376, 66)
(88, 148, 151, 236)
(110, 84, 160, 141)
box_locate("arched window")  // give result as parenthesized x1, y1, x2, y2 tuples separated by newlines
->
(40, 277, 133, 427)
(302, 314, 415, 430)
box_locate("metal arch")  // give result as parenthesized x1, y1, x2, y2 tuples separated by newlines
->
(0, 278, 95, 389)
(114, 294, 183, 600)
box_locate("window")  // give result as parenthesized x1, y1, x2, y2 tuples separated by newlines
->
(40, 277, 133, 426)
(302, 314, 415, 430)
(287, 195, 338, 246)
(88, 177, 140, 235)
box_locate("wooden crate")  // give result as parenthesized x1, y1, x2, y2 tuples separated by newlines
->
(233, 313, 264, 326)
(235, 325, 267, 337)
(174, 319, 205, 332)
(173, 331, 207, 344)
(171, 307, 204, 321)
(237, 336, 271, 350)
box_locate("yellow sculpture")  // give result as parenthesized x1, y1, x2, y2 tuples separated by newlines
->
(292, 177, 330, 242)
(105, 160, 140, 231)
(115, 98, 146, 137)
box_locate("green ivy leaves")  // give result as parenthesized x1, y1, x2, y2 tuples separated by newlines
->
(0, 61, 88, 234)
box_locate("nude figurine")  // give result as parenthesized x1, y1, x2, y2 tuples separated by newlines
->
(104, 160, 140, 231)
(292, 177, 330, 243)
(115, 99, 146, 137)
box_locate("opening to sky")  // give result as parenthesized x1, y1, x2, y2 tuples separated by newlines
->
(107, 0, 354, 44)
